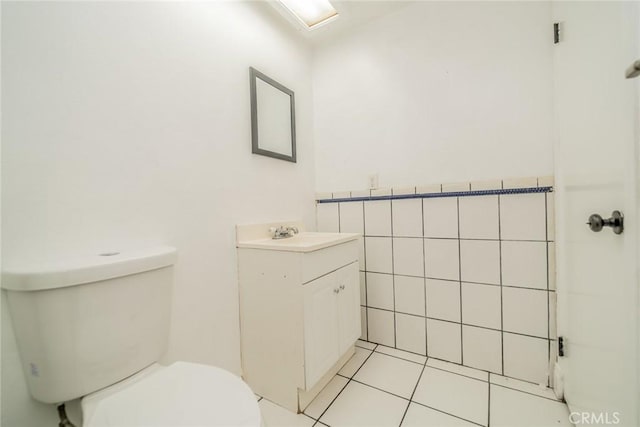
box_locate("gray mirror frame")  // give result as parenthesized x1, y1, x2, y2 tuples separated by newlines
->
(249, 67, 297, 163)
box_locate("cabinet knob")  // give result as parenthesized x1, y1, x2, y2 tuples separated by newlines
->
(339, 284, 345, 290)
(333, 288, 340, 294)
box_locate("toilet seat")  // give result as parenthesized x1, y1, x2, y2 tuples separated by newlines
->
(81, 362, 261, 427)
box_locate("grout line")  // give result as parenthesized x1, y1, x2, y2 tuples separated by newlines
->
(490, 382, 561, 402)
(363, 235, 549, 243)
(544, 192, 551, 388)
(422, 198, 428, 357)
(409, 401, 486, 427)
(498, 194, 505, 376)
(487, 379, 491, 426)
(362, 308, 551, 340)
(348, 377, 411, 401)
(398, 362, 428, 427)
(456, 196, 463, 365)
(372, 349, 425, 366)
(390, 201, 397, 349)
(425, 364, 489, 383)
(311, 345, 378, 425)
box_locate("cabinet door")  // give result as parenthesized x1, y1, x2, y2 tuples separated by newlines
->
(337, 262, 362, 354)
(303, 270, 340, 390)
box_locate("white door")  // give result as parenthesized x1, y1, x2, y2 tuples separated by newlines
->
(303, 270, 340, 389)
(337, 262, 361, 353)
(552, 2, 639, 425)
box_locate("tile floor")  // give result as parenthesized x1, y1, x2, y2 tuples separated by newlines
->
(256, 340, 572, 427)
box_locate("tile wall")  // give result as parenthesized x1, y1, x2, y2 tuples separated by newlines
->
(316, 177, 556, 385)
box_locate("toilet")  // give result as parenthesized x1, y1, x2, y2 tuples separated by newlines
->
(2, 246, 261, 426)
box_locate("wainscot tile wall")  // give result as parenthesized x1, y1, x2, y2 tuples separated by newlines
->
(316, 177, 556, 386)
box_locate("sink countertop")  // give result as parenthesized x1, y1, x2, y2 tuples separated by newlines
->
(237, 232, 360, 253)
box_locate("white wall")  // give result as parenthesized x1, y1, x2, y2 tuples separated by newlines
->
(1, 2, 315, 425)
(312, 1, 554, 192)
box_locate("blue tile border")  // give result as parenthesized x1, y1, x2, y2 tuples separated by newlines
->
(317, 186, 553, 203)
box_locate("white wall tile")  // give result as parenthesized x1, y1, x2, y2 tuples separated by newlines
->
(360, 307, 367, 340)
(359, 238, 366, 270)
(366, 272, 394, 310)
(546, 193, 555, 241)
(461, 282, 501, 329)
(548, 242, 556, 291)
(501, 241, 547, 289)
(396, 313, 427, 355)
(339, 201, 364, 234)
(502, 177, 537, 189)
(393, 238, 424, 277)
(371, 188, 392, 196)
(368, 307, 395, 347)
(538, 176, 554, 187)
(462, 325, 502, 374)
(470, 180, 502, 191)
(317, 202, 339, 232)
(442, 182, 470, 192)
(503, 333, 549, 384)
(426, 319, 461, 363)
(351, 189, 371, 198)
(500, 193, 546, 241)
(365, 237, 393, 274)
(364, 200, 392, 236)
(425, 238, 459, 280)
(416, 184, 441, 194)
(424, 197, 458, 238)
(316, 192, 333, 200)
(392, 186, 416, 195)
(359, 271, 366, 305)
(459, 195, 499, 239)
(460, 240, 501, 285)
(395, 275, 425, 316)
(392, 199, 423, 237)
(549, 291, 557, 339)
(332, 191, 351, 199)
(502, 287, 548, 338)
(426, 279, 461, 322)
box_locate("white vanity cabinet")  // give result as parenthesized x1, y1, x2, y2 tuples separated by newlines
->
(236, 226, 361, 413)
(303, 262, 360, 389)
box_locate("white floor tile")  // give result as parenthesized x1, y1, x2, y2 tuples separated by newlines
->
(426, 358, 488, 381)
(401, 403, 477, 427)
(304, 375, 349, 419)
(490, 385, 571, 427)
(259, 399, 315, 427)
(338, 346, 372, 378)
(356, 339, 376, 350)
(413, 367, 489, 426)
(375, 345, 427, 365)
(320, 381, 409, 427)
(354, 352, 424, 399)
(489, 374, 558, 400)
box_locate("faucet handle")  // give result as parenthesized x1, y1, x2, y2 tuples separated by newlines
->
(289, 226, 299, 235)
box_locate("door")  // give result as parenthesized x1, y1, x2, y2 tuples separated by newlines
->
(303, 270, 340, 389)
(552, 2, 639, 425)
(337, 262, 361, 353)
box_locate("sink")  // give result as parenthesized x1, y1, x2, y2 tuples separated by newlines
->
(237, 231, 359, 253)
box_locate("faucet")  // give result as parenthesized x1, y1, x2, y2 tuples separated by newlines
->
(270, 225, 299, 239)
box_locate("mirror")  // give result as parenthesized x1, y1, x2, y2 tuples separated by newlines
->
(250, 67, 296, 162)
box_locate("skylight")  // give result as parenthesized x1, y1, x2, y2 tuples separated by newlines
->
(277, 0, 339, 30)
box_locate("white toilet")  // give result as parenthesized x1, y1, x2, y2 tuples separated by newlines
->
(2, 246, 261, 426)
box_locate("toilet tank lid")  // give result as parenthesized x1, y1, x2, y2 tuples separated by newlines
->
(1, 246, 177, 292)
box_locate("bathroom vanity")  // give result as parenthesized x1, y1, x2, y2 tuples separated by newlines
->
(236, 222, 361, 413)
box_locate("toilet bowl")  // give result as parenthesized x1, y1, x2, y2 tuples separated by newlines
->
(82, 362, 261, 427)
(1, 247, 261, 427)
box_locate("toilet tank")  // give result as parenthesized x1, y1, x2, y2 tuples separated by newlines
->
(1, 246, 177, 404)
